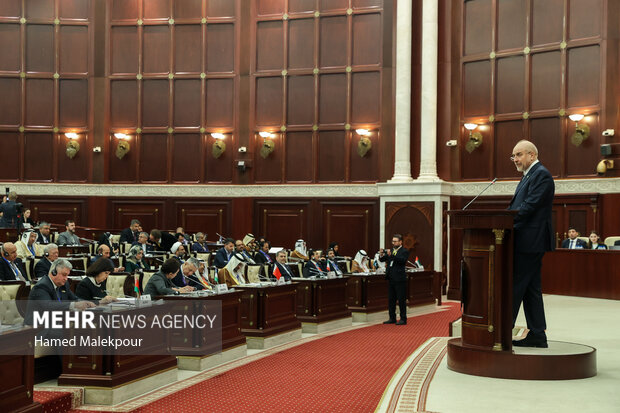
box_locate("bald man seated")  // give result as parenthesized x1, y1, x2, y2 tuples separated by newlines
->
(0, 242, 28, 282)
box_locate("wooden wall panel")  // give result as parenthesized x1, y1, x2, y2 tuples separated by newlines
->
(463, 0, 491, 56)
(174, 25, 202, 74)
(288, 18, 314, 69)
(351, 72, 380, 123)
(172, 134, 201, 183)
(496, 56, 524, 114)
(59, 0, 90, 19)
(318, 131, 345, 182)
(175, 201, 231, 234)
(110, 80, 138, 128)
(319, 74, 347, 125)
(25, 79, 54, 127)
(111, 0, 138, 21)
(289, 0, 315, 13)
(0, 24, 21, 71)
(57, 135, 88, 182)
(208, 0, 235, 17)
(174, 0, 201, 19)
(143, 25, 171, 74)
(319, 0, 348, 12)
(205, 134, 233, 183)
(26, 24, 54, 72)
(143, 0, 170, 19)
(257, 0, 285, 16)
(29, 198, 86, 227)
(287, 75, 314, 126)
(494, 120, 524, 179)
(531, 0, 563, 46)
(569, 0, 601, 40)
(26, 0, 54, 19)
(0, 78, 21, 126)
(110, 200, 165, 230)
(24, 133, 54, 181)
(108, 137, 137, 183)
(462, 131, 491, 180)
(463, 61, 491, 117)
(319, 16, 347, 68)
(140, 134, 168, 182)
(205, 79, 234, 126)
(255, 77, 283, 126)
(256, 21, 283, 71)
(385, 203, 434, 270)
(567, 46, 600, 108)
(531, 51, 561, 111)
(110, 26, 138, 74)
(285, 132, 313, 182)
(59, 79, 89, 127)
(0, 133, 20, 181)
(352, 13, 381, 66)
(173, 79, 201, 127)
(142, 80, 169, 127)
(321, 203, 376, 257)
(497, 0, 526, 51)
(566, 115, 600, 177)
(350, 131, 378, 182)
(530, 117, 562, 177)
(254, 133, 283, 183)
(59, 25, 89, 74)
(255, 202, 310, 249)
(0, 2, 21, 17)
(206, 24, 235, 73)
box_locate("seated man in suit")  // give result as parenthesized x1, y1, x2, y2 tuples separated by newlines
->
(561, 227, 587, 249)
(235, 239, 256, 264)
(15, 230, 43, 260)
(0, 242, 28, 281)
(303, 250, 325, 278)
(217, 253, 247, 287)
(273, 250, 294, 281)
(178, 257, 206, 290)
(213, 238, 235, 268)
(120, 219, 141, 244)
(132, 231, 153, 255)
(191, 232, 210, 253)
(324, 249, 343, 276)
(143, 258, 194, 297)
(34, 243, 59, 280)
(24, 259, 95, 327)
(149, 229, 176, 252)
(91, 244, 124, 272)
(36, 221, 52, 244)
(56, 220, 81, 245)
(254, 241, 274, 265)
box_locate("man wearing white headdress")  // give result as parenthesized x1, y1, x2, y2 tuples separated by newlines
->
(15, 230, 43, 260)
(217, 253, 247, 287)
(351, 250, 373, 273)
(290, 239, 309, 260)
(170, 241, 188, 287)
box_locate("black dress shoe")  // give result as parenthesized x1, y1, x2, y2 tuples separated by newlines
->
(383, 319, 396, 324)
(512, 333, 548, 348)
(396, 320, 407, 325)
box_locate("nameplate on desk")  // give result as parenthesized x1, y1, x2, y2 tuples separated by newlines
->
(276, 277, 286, 285)
(139, 294, 151, 302)
(326, 271, 336, 279)
(215, 284, 228, 293)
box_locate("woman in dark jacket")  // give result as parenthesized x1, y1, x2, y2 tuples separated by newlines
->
(76, 257, 117, 304)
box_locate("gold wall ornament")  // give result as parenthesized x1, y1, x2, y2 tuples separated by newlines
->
(212, 140, 226, 158)
(66, 140, 80, 159)
(260, 139, 274, 158)
(115, 140, 130, 159)
(492, 229, 505, 244)
(357, 136, 372, 157)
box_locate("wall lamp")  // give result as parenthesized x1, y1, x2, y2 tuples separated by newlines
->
(258, 131, 275, 159)
(65, 132, 80, 159)
(211, 133, 226, 158)
(569, 114, 590, 146)
(464, 123, 482, 153)
(355, 129, 372, 157)
(596, 159, 614, 175)
(114, 133, 131, 159)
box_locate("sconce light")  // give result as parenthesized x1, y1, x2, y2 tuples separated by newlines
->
(258, 131, 275, 159)
(65, 132, 80, 159)
(464, 123, 482, 153)
(211, 133, 226, 158)
(596, 159, 614, 175)
(355, 129, 372, 157)
(114, 133, 131, 160)
(569, 114, 590, 146)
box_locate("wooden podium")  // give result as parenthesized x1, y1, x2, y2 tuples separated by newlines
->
(447, 210, 596, 380)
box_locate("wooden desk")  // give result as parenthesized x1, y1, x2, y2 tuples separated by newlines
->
(542, 249, 620, 299)
(346, 274, 388, 313)
(162, 291, 245, 355)
(236, 284, 300, 337)
(406, 270, 436, 306)
(0, 326, 41, 413)
(58, 304, 177, 387)
(295, 277, 350, 323)
(58, 245, 90, 257)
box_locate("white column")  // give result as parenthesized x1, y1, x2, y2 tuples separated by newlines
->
(418, 0, 440, 181)
(389, 0, 414, 183)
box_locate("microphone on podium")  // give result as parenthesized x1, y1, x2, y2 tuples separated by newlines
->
(462, 178, 498, 211)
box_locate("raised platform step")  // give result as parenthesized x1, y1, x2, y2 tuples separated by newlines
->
(33, 387, 83, 413)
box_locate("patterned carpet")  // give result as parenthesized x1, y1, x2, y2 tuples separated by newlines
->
(70, 302, 461, 413)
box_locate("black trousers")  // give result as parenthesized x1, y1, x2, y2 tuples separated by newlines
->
(512, 252, 547, 334)
(388, 280, 407, 321)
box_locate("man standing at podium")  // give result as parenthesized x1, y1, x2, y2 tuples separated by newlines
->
(509, 140, 555, 348)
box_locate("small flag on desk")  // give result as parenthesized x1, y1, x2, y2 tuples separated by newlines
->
(272, 265, 282, 280)
(134, 274, 140, 297)
(414, 256, 421, 267)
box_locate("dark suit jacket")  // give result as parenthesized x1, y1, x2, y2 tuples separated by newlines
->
(36, 231, 50, 244)
(151, 232, 176, 252)
(274, 262, 293, 281)
(24, 275, 78, 325)
(254, 250, 273, 265)
(120, 228, 138, 244)
(144, 271, 177, 296)
(76, 277, 107, 302)
(560, 238, 587, 249)
(213, 248, 231, 268)
(34, 257, 52, 279)
(508, 162, 555, 254)
(380, 247, 409, 282)
(0, 257, 28, 281)
(303, 260, 324, 278)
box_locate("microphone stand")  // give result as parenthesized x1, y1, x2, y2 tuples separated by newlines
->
(462, 178, 498, 210)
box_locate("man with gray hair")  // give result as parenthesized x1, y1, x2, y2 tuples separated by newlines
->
(173, 257, 204, 290)
(37, 221, 52, 244)
(25, 258, 95, 325)
(191, 232, 209, 253)
(34, 243, 60, 279)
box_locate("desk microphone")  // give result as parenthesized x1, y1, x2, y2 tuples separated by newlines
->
(407, 260, 419, 268)
(462, 178, 498, 210)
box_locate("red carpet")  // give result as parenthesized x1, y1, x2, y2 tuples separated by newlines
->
(72, 302, 460, 413)
(34, 390, 76, 413)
